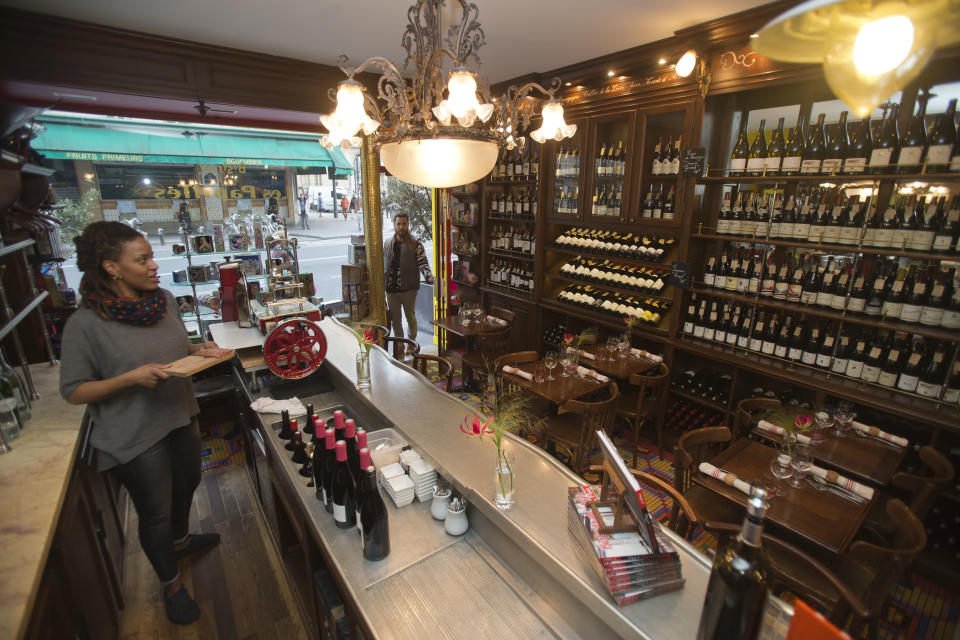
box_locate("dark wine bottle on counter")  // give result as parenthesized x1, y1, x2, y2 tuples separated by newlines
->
(304, 403, 315, 435)
(331, 441, 357, 529)
(781, 115, 805, 175)
(285, 419, 299, 452)
(344, 418, 361, 486)
(279, 409, 293, 440)
(359, 465, 390, 561)
(697, 489, 770, 640)
(311, 421, 327, 500)
(355, 447, 371, 533)
(320, 427, 337, 512)
(730, 113, 750, 176)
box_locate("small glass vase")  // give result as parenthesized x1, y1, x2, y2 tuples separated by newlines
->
(356, 350, 371, 389)
(494, 452, 515, 509)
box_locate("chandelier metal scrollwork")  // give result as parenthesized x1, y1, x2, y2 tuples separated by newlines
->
(319, 0, 576, 188)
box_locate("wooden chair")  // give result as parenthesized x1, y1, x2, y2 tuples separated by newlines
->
(863, 445, 954, 544)
(674, 426, 743, 528)
(705, 522, 873, 634)
(616, 362, 670, 465)
(353, 322, 388, 349)
(383, 336, 420, 361)
(541, 382, 619, 474)
(412, 354, 454, 392)
(492, 351, 553, 423)
(588, 465, 702, 540)
(461, 324, 512, 406)
(734, 396, 782, 440)
(489, 305, 516, 326)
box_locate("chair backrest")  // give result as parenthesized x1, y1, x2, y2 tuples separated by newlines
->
(674, 426, 732, 493)
(734, 397, 782, 440)
(493, 351, 539, 413)
(354, 322, 388, 348)
(841, 499, 926, 617)
(490, 305, 516, 326)
(562, 381, 620, 438)
(382, 336, 420, 360)
(626, 362, 671, 419)
(474, 325, 513, 367)
(891, 445, 955, 521)
(589, 465, 702, 540)
(707, 522, 873, 633)
(412, 354, 454, 392)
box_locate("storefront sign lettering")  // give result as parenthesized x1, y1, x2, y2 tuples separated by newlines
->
(134, 184, 282, 200)
(66, 151, 145, 162)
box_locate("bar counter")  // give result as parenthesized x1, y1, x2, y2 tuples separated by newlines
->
(237, 316, 713, 639)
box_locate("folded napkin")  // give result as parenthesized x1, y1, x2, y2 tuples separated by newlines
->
(852, 422, 908, 448)
(250, 396, 307, 416)
(631, 348, 663, 363)
(579, 349, 596, 360)
(699, 462, 752, 496)
(502, 365, 533, 381)
(809, 464, 874, 500)
(757, 420, 813, 445)
(486, 315, 508, 326)
(576, 365, 610, 383)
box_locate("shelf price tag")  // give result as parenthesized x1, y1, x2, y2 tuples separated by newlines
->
(668, 261, 691, 288)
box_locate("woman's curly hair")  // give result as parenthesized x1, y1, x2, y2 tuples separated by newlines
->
(74, 221, 144, 320)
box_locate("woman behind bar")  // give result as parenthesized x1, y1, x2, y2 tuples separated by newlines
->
(59, 222, 221, 626)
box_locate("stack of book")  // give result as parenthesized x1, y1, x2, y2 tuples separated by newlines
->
(568, 485, 684, 606)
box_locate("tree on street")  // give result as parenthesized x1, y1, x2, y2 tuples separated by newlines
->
(382, 177, 432, 241)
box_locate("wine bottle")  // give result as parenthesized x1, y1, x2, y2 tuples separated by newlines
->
(831, 331, 851, 374)
(898, 92, 929, 172)
(359, 465, 390, 560)
(704, 301, 718, 342)
(871, 103, 900, 174)
(782, 115, 805, 176)
(900, 266, 925, 324)
(703, 252, 717, 288)
(331, 440, 357, 529)
(344, 419, 362, 486)
(942, 362, 960, 404)
(792, 191, 812, 239)
(933, 196, 959, 253)
(917, 346, 946, 398)
(737, 310, 753, 349)
(821, 111, 849, 174)
(801, 113, 826, 174)
(786, 254, 805, 303)
(881, 266, 906, 320)
(354, 447, 371, 533)
(844, 116, 872, 174)
(761, 314, 778, 355)
(861, 340, 885, 384)
(670, 136, 682, 175)
(801, 326, 820, 366)
(746, 119, 768, 176)
(696, 489, 770, 640)
(279, 409, 293, 441)
(749, 312, 765, 352)
(926, 99, 956, 168)
(847, 263, 868, 314)
(774, 316, 791, 359)
(878, 334, 904, 387)
(311, 420, 327, 500)
(285, 419, 299, 452)
(816, 326, 835, 370)
(730, 113, 750, 176)
(845, 332, 867, 378)
(652, 137, 663, 175)
(920, 271, 946, 326)
(726, 307, 741, 346)
(319, 427, 337, 512)
(897, 343, 924, 393)
(800, 255, 820, 305)
(765, 118, 785, 175)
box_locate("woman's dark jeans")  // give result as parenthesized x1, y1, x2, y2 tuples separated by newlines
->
(110, 421, 201, 584)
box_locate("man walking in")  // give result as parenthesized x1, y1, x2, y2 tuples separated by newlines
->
(384, 212, 434, 353)
(298, 190, 310, 230)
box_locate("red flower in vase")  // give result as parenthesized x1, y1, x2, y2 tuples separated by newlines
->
(460, 414, 493, 439)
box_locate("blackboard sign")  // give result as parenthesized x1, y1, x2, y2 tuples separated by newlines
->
(682, 148, 706, 176)
(668, 261, 691, 289)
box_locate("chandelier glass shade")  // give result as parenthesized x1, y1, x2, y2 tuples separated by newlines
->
(318, 0, 575, 189)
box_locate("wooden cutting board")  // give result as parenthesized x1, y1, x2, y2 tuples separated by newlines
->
(166, 350, 235, 377)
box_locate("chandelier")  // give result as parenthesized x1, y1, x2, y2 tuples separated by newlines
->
(318, 0, 576, 188)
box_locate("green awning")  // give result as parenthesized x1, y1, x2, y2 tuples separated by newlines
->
(32, 115, 352, 174)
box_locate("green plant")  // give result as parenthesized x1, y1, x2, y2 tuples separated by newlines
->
(460, 392, 529, 499)
(382, 177, 432, 241)
(56, 189, 100, 255)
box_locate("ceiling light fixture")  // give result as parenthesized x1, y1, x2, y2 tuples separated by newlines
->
(658, 58, 667, 65)
(607, 70, 616, 77)
(319, 0, 575, 188)
(675, 50, 698, 77)
(752, 0, 960, 116)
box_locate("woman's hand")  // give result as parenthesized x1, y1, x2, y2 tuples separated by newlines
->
(126, 364, 171, 388)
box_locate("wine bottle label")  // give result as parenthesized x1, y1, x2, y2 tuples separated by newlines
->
(693, 325, 705, 338)
(900, 303, 922, 323)
(738, 335, 750, 348)
(773, 282, 789, 299)
(716, 218, 728, 234)
(909, 230, 935, 251)
(944, 387, 960, 404)
(861, 364, 881, 383)
(788, 346, 803, 360)
(800, 159, 822, 174)
(846, 359, 864, 378)
(801, 350, 817, 365)
(726, 276, 739, 291)
(916, 381, 942, 398)
(951, 154, 960, 172)
(762, 341, 776, 355)
(671, 159, 681, 174)
(816, 291, 834, 307)
(941, 309, 960, 329)
(874, 228, 894, 247)
(333, 502, 348, 523)
(839, 226, 861, 244)
(730, 158, 747, 174)
(715, 329, 727, 343)
(746, 158, 765, 172)
(920, 306, 944, 325)
(800, 289, 817, 304)
(714, 274, 727, 289)
(843, 157, 867, 173)
(703, 327, 715, 341)
(927, 144, 952, 165)
(652, 159, 662, 175)
(764, 157, 781, 172)
(704, 273, 715, 287)
(807, 225, 824, 243)
(792, 223, 810, 239)
(878, 370, 898, 387)
(882, 301, 903, 318)
(774, 344, 788, 358)
(761, 278, 775, 296)
(780, 222, 794, 237)
(898, 146, 923, 167)
(726, 332, 738, 345)
(831, 296, 848, 311)
(869, 148, 893, 168)
(933, 233, 954, 252)
(749, 337, 762, 351)
(832, 357, 848, 374)
(754, 221, 766, 236)
(748, 277, 760, 294)
(787, 283, 803, 302)
(846, 297, 865, 313)
(821, 158, 842, 173)
(737, 277, 749, 293)
(816, 353, 832, 368)
(782, 156, 802, 172)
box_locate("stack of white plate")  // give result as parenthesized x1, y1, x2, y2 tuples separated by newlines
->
(383, 473, 415, 507)
(408, 459, 437, 502)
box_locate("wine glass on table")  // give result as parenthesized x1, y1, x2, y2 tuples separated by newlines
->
(789, 444, 812, 489)
(833, 402, 855, 437)
(533, 364, 547, 384)
(458, 303, 469, 325)
(544, 351, 558, 380)
(606, 337, 620, 361)
(619, 334, 632, 359)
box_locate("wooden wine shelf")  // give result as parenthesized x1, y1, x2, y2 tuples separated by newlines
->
(667, 387, 729, 414)
(547, 245, 672, 270)
(688, 283, 960, 342)
(481, 283, 534, 302)
(696, 171, 960, 184)
(670, 336, 960, 433)
(548, 271, 674, 304)
(451, 278, 477, 288)
(452, 221, 478, 228)
(488, 249, 535, 262)
(453, 251, 480, 259)
(487, 178, 540, 186)
(488, 215, 535, 224)
(690, 232, 958, 262)
(539, 298, 670, 338)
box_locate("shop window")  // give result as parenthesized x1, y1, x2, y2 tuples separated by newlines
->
(95, 164, 198, 200)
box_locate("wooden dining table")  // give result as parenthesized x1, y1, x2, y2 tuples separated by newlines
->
(751, 407, 907, 487)
(575, 345, 659, 380)
(431, 314, 510, 392)
(501, 360, 608, 406)
(692, 438, 873, 557)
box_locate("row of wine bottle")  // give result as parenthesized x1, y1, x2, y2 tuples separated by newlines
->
(555, 146, 582, 178)
(715, 188, 960, 254)
(492, 146, 540, 181)
(488, 258, 535, 294)
(665, 399, 725, 433)
(591, 183, 624, 217)
(595, 140, 627, 177)
(489, 225, 535, 255)
(702, 248, 960, 328)
(641, 184, 676, 219)
(554, 228, 675, 261)
(729, 94, 960, 176)
(279, 408, 389, 561)
(672, 368, 732, 405)
(559, 256, 669, 294)
(683, 296, 960, 401)
(554, 185, 581, 214)
(651, 136, 683, 176)
(488, 188, 538, 220)
(557, 284, 670, 324)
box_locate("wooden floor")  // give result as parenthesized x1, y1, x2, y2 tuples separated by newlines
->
(118, 463, 310, 640)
